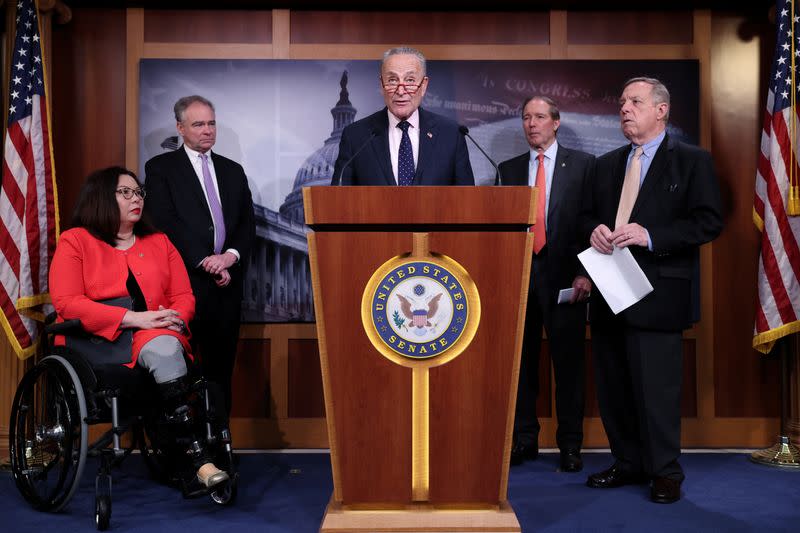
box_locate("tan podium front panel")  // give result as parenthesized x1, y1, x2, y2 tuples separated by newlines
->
(304, 186, 535, 532)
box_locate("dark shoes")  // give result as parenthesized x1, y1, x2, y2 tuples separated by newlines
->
(559, 448, 583, 472)
(510, 441, 538, 466)
(588, 464, 682, 503)
(586, 464, 648, 488)
(510, 442, 581, 471)
(650, 476, 682, 504)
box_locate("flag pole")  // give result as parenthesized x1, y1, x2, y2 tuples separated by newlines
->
(750, 0, 800, 466)
(750, 333, 800, 468)
(792, 0, 800, 215)
(786, 333, 800, 451)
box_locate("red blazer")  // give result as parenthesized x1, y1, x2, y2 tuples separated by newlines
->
(49, 227, 195, 367)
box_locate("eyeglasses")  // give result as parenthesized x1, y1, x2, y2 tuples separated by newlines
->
(381, 76, 427, 95)
(116, 187, 146, 200)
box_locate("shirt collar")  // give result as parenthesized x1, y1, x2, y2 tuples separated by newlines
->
(388, 108, 420, 131)
(634, 130, 666, 158)
(530, 140, 559, 162)
(183, 144, 213, 161)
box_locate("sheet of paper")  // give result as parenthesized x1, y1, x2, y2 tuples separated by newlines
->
(577, 246, 653, 314)
(557, 288, 574, 304)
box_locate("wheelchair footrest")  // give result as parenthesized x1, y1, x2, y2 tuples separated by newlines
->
(180, 474, 230, 499)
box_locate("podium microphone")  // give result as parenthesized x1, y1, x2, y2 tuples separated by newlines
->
(333, 130, 378, 186)
(459, 125, 503, 186)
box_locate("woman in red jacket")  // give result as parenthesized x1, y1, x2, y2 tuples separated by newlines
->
(49, 166, 229, 491)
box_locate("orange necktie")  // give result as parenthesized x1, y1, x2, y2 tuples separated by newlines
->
(615, 146, 644, 229)
(533, 153, 547, 254)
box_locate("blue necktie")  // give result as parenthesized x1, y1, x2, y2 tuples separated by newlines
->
(397, 120, 415, 186)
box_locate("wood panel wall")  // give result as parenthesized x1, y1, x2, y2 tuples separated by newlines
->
(0, 6, 781, 455)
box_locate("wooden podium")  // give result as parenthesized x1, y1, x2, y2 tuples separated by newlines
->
(304, 186, 535, 532)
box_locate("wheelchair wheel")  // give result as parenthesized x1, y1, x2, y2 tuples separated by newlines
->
(94, 471, 112, 530)
(9, 355, 89, 512)
(95, 494, 111, 531)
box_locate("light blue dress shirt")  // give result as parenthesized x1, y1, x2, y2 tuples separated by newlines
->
(625, 130, 666, 250)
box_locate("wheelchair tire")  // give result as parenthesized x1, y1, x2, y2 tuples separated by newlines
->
(95, 494, 111, 531)
(9, 355, 89, 512)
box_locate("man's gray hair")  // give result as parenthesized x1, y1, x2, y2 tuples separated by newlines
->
(174, 95, 215, 122)
(382, 46, 427, 75)
(624, 76, 670, 121)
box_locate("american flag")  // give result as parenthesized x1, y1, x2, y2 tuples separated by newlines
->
(0, 0, 58, 359)
(753, 0, 800, 354)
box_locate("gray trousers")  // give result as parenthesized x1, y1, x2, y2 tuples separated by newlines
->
(136, 335, 187, 384)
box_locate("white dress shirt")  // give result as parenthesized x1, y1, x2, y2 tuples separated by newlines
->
(387, 109, 420, 184)
(182, 144, 239, 261)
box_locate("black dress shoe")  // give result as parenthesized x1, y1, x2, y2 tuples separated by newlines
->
(510, 442, 538, 466)
(651, 476, 682, 503)
(559, 449, 583, 472)
(586, 464, 647, 488)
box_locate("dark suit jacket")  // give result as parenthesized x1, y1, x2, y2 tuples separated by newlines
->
(144, 147, 255, 321)
(500, 144, 595, 304)
(332, 107, 475, 186)
(581, 134, 723, 331)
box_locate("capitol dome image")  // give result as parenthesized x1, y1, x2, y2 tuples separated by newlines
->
(242, 71, 356, 322)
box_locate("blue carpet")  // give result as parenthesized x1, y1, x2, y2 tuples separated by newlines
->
(2, 452, 798, 532)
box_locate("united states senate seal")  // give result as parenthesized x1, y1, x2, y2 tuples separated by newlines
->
(361, 254, 480, 368)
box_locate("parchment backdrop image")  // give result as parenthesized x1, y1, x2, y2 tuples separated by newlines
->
(139, 59, 698, 322)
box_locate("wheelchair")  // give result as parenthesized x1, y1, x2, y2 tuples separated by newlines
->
(7, 300, 238, 530)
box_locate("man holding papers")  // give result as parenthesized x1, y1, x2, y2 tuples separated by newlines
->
(581, 78, 722, 503)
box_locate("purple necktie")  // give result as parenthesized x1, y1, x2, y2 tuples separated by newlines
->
(397, 120, 415, 186)
(199, 153, 226, 254)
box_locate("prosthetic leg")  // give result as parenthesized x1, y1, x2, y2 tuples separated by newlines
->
(157, 377, 230, 492)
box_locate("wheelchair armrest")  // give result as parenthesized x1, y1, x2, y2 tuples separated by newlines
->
(45, 319, 84, 336)
(45, 297, 132, 338)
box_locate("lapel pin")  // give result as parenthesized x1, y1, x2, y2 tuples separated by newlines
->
(561, 162, 566, 167)
(427, 132, 433, 138)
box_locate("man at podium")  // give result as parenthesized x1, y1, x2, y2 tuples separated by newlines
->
(331, 46, 474, 186)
